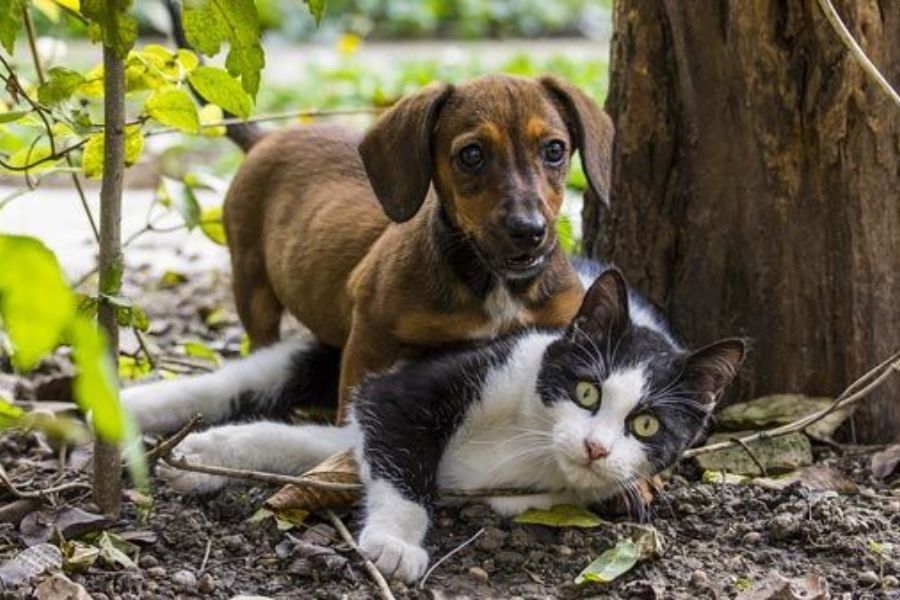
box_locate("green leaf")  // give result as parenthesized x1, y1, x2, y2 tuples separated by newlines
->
(6, 144, 56, 173)
(95, 531, 137, 569)
(0, 0, 24, 54)
(200, 206, 227, 245)
(62, 540, 100, 573)
(37, 67, 86, 105)
(305, 0, 325, 25)
(575, 539, 640, 585)
(0, 235, 75, 371)
(556, 214, 579, 255)
(160, 177, 202, 229)
(118, 354, 152, 380)
(0, 110, 29, 124)
(188, 66, 252, 119)
(0, 398, 25, 428)
(183, 340, 221, 366)
(144, 88, 200, 133)
(182, 0, 265, 98)
(198, 103, 226, 137)
(82, 126, 143, 179)
(513, 504, 606, 528)
(81, 0, 137, 58)
(69, 317, 123, 441)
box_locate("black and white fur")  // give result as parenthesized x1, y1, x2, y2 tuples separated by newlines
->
(123, 265, 744, 583)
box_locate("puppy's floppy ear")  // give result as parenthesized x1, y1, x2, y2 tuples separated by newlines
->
(682, 339, 747, 408)
(567, 268, 630, 343)
(539, 75, 614, 207)
(358, 82, 454, 223)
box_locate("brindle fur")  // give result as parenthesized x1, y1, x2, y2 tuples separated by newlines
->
(223, 74, 614, 418)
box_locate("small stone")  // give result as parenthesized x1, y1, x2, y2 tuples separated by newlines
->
(883, 575, 898, 588)
(146, 567, 166, 580)
(172, 569, 197, 591)
(742, 531, 762, 545)
(300, 524, 337, 546)
(469, 566, 489, 583)
(438, 517, 454, 529)
(198, 573, 216, 594)
(481, 559, 496, 573)
(476, 527, 508, 552)
(858, 570, 879, 587)
(556, 545, 575, 557)
(287, 558, 312, 577)
(689, 569, 708, 588)
(221, 534, 244, 552)
(768, 513, 800, 540)
(137, 554, 158, 569)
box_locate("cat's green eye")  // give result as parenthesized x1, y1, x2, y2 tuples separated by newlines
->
(575, 381, 601, 409)
(630, 413, 660, 438)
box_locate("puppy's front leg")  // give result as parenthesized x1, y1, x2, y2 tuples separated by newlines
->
(337, 318, 399, 421)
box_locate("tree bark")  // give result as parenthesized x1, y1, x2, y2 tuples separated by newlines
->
(93, 44, 126, 517)
(587, 1, 900, 442)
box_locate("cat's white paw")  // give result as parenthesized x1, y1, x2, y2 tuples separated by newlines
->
(156, 432, 229, 494)
(359, 530, 429, 583)
(487, 494, 561, 517)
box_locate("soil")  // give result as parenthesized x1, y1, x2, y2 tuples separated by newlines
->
(2, 268, 899, 600)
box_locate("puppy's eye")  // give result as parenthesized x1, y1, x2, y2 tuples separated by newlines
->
(630, 413, 660, 438)
(542, 140, 566, 165)
(458, 144, 485, 171)
(574, 381, 600, 409)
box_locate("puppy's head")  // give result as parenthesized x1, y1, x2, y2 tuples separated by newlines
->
(359, 74, 613, 281)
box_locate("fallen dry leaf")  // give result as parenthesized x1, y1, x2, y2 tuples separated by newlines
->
(871, 444, 900, 479)
(34, 572, 92, 600)
(20, 507, 112, 547)
(734, 570, 828, 600)
(0, 543, 63, 587)
(264, 450, 361, 515)
(752, 464, 858, 494)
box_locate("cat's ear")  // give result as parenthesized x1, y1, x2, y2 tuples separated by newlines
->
(567, 268, 630, 342)
(683, 338, 746, 408)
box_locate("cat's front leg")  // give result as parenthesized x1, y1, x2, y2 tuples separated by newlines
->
(358, 479, 430, 583)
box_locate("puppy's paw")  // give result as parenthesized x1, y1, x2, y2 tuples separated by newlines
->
(157, 432, 229, 494)
(359, 530, 429, 583)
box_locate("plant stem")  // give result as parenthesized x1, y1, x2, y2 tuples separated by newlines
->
(93, 44, 126, 518)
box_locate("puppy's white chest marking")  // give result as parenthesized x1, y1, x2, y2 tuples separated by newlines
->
(470, 285, 523, 339)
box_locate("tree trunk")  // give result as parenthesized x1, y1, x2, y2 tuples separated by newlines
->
(93, 44, 126, 517)
(586, 1, 900, 442)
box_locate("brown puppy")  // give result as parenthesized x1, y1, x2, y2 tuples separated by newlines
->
(224, 74, 613, 417)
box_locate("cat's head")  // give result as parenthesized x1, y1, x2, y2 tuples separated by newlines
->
(537, 268, 745, 494)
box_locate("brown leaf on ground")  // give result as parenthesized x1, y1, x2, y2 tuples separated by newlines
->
(0, 543, 63, 588)
(20, 507, 112, 547)
(871, 444, 900, 479)
(752, 464, 858, 494)
(735, 570, 828, 600)
(264, 450, 361, 514)
(34, 572, 92, 600)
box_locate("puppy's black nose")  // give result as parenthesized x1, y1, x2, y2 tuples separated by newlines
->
(506, 214, 547, 250)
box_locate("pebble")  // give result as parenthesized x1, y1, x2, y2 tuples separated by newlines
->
(883, 575, 898, 588)
(556, 545, 574, 558)
(689, 569, 708, 588)
(198, 573, 216, 594)
(468, 566, 490, 583)
(858, 570, 880, 587)
(741, 531, 762, 545)
(137, 554, 158, 569)
(221, 534, 245, 552)
(146, 566, 166, 580)
(438, 517, 455, 529)
(768, 513, 800, 540)
(476, 527, 508, 552)
(172, 569, 197, 591)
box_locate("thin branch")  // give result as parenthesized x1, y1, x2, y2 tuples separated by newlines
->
(817, 0, 900, 109)
(728, 436, 767, 477)
(160, 456, 363, 492)
(326, 510, 396, 600)
(0, 140, 88, 172)
(684, 352, 900, 459)
(418, 527, 485, 589)
(0, 462, 90, 499)
(143, 107, 382, 137)
(145, 414, 203, 462)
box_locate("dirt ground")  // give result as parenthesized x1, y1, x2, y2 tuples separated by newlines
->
(2, 267, 899, 599)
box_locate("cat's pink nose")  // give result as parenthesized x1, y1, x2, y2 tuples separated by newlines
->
(584, 439, 609, 461)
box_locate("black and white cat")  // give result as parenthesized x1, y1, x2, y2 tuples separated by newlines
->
(123, 265, 744, 583)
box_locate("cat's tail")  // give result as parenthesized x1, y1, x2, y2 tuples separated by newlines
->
(122, 337, 340, 434)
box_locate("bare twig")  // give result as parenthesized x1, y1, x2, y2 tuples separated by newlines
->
(418, 527, 485, 589)
(728, 436, 767, 477)
(0, 462, 90, 499)
(145, 414, 204, 462)
(143, 107, 383, 137)
(198, 537, 213, 576)
(326, 510, 396, 600)
(817, 0, 900, 109)
(684, 351, 900, 459)
(160, 456, 363, 492)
